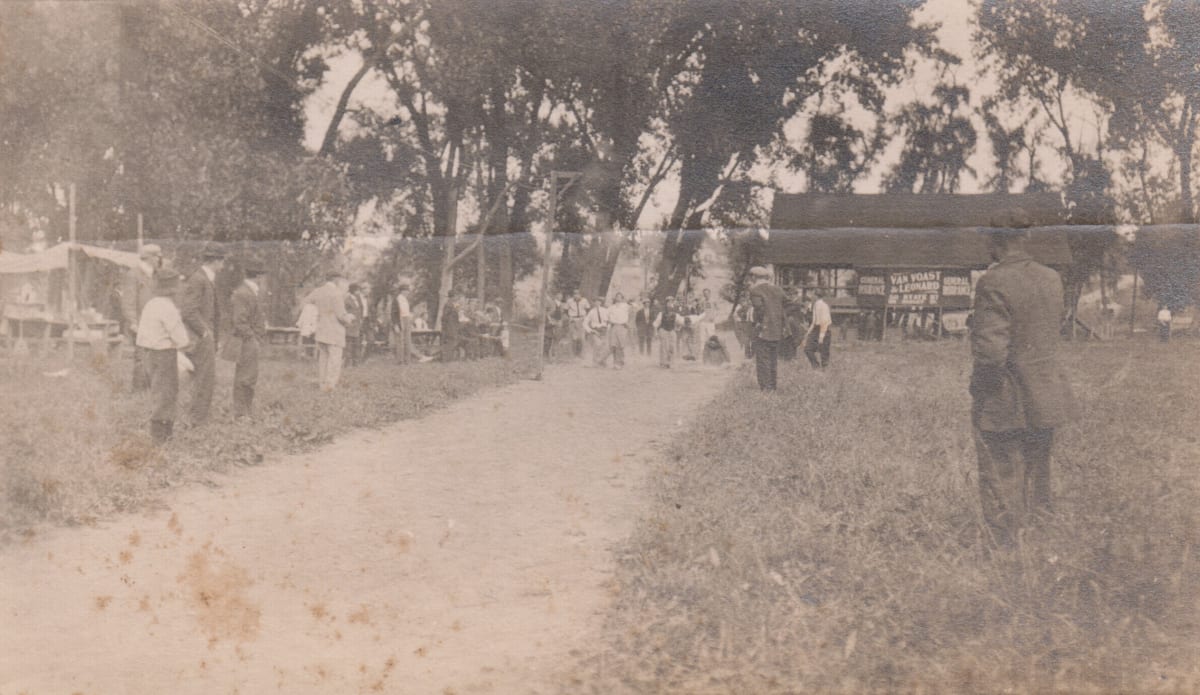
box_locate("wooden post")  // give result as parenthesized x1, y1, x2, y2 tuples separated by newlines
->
(535, 171, 558, 381)
(67, 183, 77, 361)
(435, 184, 459, 331)
(937, 305, 943, 338)
(1129, 270, 1138, 333)
(137, 213, 144, 253)
(881, 307, 888, 342)
(477, 232, 486, 305)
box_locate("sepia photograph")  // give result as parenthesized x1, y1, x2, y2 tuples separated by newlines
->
(1, 0, 1198, 692)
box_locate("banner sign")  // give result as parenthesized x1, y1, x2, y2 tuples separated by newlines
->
(855, 269, 972, 309)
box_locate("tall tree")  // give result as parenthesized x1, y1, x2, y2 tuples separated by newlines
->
(883, 83, 978, 194)
(649, 1, 928, 300)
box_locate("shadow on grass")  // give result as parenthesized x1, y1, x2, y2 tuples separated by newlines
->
(566, 339, 1200, 693)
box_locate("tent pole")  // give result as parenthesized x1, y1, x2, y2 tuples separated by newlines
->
(68, 183, 77, 362)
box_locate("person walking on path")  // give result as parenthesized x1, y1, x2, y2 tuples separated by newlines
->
(136, 268, 190, 443)
(344, 283, 365, 367)
(121, 243, 163, 393)
(180, 247, 224, 426)
(584, 296, 611, 367)
(748, 266, 785, 391)
(803, 289, 833, 369)
(226, 263, 267, 418)
(607, 293, 632, 369)
(1157, 305, 1172, 342)
(634, 295, 655, 357)
(654, 297, 680, 368)
(304, 271, 352, 392)
(565, 290, 590, 358)
(970, 221, 1078, 546)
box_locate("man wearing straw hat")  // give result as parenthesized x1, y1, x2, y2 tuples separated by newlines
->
(180, 246, 224, 425)
(226, 262, 268, 417)
(121, 243, 163, 392)
(970, 211, 1078, 546)
(136, 267, 189, 443)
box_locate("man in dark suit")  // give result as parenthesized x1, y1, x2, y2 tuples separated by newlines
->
(180, 247, 224, 426)
(971, 217, 1079, 545)
(748, 266, 786, 391)
(228, 263, 268, 418)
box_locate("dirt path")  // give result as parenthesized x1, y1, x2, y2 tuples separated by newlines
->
(1, 351, 733, 694)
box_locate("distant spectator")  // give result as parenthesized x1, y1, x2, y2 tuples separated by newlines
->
(394, 282, 413, 364)
(654, 297, 681, 368)
(121, 243, 163, 393)
(634, 294, 655, 357)
(136, 268, 189, 443)
(303, 271, 352, 392)
(803, 289, 832, 369)
(441, 294, 462, 362)
(180, 247, 224, 426)
(227, 263, 268, 418)
(585, 296, 611, 367)
(608, 292, 632, 369)
(565, 289, 590, 357)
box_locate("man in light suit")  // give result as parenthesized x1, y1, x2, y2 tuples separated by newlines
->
(971, 216, 1079, 545)
(180, 247, 224, 425)
(303, 270, 352, 391)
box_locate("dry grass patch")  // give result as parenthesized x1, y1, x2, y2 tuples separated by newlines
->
(0, 336, 537, 535)
(571, 338, 1200, 693)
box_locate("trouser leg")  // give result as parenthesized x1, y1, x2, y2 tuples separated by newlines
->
(1022, 428, 1055, 515)
(148, 348, 178, 441)
(658, 329, 674, 366)
(974, 427, 1026, 544)
(754, 338, 778, 390)
(803, 332, 821, 368)
(233, 338, 258, 417)
(819, 332, 831, 367)
(317, 343, 330, 389)
(187, 336, 215, 425)
(326, 345, 343, 388)
(132, 345, 151, 392)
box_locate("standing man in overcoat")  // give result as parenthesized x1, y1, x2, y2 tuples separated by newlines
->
(970, 220, 1079, 545)
(180, 247, 224, 426)
(748, 266, 786, 391)
(228, 263, 268, 417)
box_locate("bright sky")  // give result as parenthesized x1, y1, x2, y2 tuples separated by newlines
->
(301, 0, 1107, 233)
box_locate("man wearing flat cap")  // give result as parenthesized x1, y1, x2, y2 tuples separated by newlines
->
(180, 246, 224, 425)
(122, 243, 163, 392)
(136, 268, 190, 443)
(227, 263, 268, 417)
(747, 266, 786, 391)
(970, 212, 1078, 545)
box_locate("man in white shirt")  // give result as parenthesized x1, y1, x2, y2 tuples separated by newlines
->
(698, 288, 718, 347)
(122, 243, 163, 392)
(395, 282, 413, 364)
(136, 268, 190, 443)
(607, 292, 632, 369)
(584, 296, 611, 367)
(803, 289, 833, 369)
(565, 289, 590, 357)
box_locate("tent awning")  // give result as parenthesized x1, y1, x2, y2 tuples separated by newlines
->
(0, 243, 142, 274)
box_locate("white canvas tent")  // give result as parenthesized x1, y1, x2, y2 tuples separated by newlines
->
(0, 242, 141, 275)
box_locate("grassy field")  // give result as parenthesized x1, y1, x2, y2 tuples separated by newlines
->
(0, 335, 539, 537)
(568, 337, 1200, 693)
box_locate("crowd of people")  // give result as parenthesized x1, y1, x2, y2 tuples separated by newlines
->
(542, 287, 725, 369)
